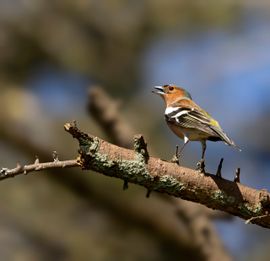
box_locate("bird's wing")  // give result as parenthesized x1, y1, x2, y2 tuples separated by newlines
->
(166, 104, 237, 147)
(166, 107, 217, 135)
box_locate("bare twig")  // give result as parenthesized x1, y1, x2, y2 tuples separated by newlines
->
(245, 213, 270, 224)
(0, 159, 78, 180)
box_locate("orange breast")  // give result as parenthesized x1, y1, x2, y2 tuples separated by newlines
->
(166, 121, 210, 141)
(167, 122, 184, 140)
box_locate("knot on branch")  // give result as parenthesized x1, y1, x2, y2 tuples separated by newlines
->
(133, 134, 149, 163)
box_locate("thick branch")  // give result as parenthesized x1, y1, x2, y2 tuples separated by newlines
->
(64, 122, 270, 229)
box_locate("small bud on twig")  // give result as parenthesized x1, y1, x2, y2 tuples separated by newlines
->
(52, 151, 59, 162)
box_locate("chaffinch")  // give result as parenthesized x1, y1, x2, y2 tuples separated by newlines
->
(153, 84, 240, 166)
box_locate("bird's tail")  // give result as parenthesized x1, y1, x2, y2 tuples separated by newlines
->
(211, 126, 241, 151)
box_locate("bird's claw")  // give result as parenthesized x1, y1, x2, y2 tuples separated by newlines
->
(196, 159, 205, 173)
(171, 145, 180, 165)
(171, 155, 180, 165)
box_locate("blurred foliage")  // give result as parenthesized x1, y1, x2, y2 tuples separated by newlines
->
(0, 0, 240, 93)
(1, 1, 270, 260)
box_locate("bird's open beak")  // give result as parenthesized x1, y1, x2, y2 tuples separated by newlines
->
(152, 86, 165, 95)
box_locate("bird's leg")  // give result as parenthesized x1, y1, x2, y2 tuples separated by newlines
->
(197, 140, 206, 173)
(171, 137, 189, 165)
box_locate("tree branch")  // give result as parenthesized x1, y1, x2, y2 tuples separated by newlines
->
(63, 122, 270, 229)
(2, 121, 270, 230)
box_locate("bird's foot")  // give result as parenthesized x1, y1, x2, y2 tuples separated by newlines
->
(170, 146, 180, 165)
(171, 155, 180, 165)
(196, 159, 205, 173)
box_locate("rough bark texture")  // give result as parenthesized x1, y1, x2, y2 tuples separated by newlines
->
(65, 122, 270, 229)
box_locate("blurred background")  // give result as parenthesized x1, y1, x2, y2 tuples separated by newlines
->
(0, 0, 270, 260)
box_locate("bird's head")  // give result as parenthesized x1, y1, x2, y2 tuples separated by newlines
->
(152, 84, 192, 105)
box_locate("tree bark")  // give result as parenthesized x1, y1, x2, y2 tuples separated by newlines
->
(65, 122, 270, 229)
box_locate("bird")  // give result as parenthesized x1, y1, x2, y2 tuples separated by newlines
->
(153, 84, 240, 169)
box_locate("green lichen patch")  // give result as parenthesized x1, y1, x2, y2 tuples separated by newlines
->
(211, 191, 236, 206)
(238, 202, 263, 217)
(153, 175, 186, 194)
(117, 160, 151, 183)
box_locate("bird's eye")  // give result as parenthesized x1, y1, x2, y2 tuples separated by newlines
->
(169, 86, 174, 91)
